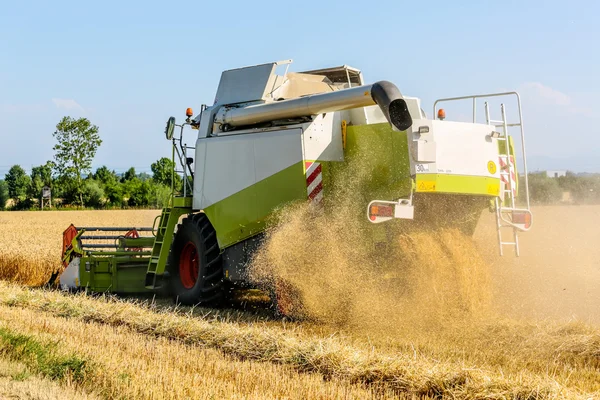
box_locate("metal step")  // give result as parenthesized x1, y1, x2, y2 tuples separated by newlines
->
(145, 205, 192, 290)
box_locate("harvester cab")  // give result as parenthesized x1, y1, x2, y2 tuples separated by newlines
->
(56, 59, 533, 310)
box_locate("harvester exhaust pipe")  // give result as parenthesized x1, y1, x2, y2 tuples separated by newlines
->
(215, 81, 413, 131)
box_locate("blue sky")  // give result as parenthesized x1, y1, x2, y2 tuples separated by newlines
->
(1, 0, 599, 176)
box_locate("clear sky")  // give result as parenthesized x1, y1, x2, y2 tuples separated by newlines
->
(1, 0, 598, 176)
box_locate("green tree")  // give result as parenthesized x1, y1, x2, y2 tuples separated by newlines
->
(121, 167, 136, 183)
(126, 178, 149, 207)
(151, 157, 181, 188)
(52, 116, 102, 206)
(104, 180, 124, 207)
(5, 165, 31, 203)
(569, 175, 600, 204)
(93, 166, 118, 185)
(0, 180, 8, 210)
(153, 183, 172, 208)
(82, 180, 105, 208)
(526, 172, 562, 204)
(29, 161, 54, 200)
(138, 172, 151, 181)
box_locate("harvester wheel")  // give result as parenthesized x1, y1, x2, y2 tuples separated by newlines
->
(168, 213, 224, 306)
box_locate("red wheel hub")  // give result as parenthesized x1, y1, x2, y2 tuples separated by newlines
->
(179, 242, 199, 289)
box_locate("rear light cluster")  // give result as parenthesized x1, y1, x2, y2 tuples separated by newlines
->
(369, 204, 394, 221)
(512, 211, 532, 229)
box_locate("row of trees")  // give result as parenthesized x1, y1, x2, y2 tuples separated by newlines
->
(3, 167, 596, 210)
(0, 161, 180, 210)
(0, 116, 182, 210)
(525, 172, 600, 205)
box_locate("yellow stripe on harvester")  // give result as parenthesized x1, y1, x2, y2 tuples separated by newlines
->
(415, 174, 502, 197)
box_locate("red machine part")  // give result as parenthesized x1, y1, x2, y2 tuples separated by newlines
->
(124, 228, 143, 252)
(125, 229, 139, 239)
(62, 224, 79, 268)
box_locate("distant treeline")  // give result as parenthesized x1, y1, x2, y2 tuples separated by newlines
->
(0, 115, 186, 211)
(0, 158, 182, 210)
(2, 165, 597, 211)
(523, 171, 600, 205)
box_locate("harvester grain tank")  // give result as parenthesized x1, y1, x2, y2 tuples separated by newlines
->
(57, 60, 533, 310)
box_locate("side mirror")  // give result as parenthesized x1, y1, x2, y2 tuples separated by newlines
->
(165, 117, 176, 140)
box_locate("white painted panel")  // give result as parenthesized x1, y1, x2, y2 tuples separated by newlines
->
(254, 129, 303, 181)
(408, 120, 437, 174)
(193, 139, 208, 210)
(350, 106, 370, 125)
(59, 258, 80, 290)
(215, 62, 275, 105)
(416, 141, 437, 162)
(200, 136, 255, 209)
(363, 105, 387, 125)
(430, 120, 499, 177)
(193, 129, 304, 210)
(302, 113, 343, 161)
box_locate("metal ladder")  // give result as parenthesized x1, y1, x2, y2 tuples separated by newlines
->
(433, 92, 532, 257)
(145, 208, 172, 288)
(485, 102, 527, 256)
(145, 200, 192, 289)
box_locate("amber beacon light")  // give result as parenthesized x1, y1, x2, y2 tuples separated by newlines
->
(437, 108, 446, 120)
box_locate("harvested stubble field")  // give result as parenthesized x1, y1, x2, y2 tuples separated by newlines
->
(0, 207, 599, 399)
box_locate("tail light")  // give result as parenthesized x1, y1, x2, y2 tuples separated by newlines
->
(369, 204, 394, 221)
(512, 211, 532, 230)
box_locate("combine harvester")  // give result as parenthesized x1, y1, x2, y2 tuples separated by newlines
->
(56, 60, 533, 311)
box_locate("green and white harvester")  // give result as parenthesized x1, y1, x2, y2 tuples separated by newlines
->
(56, 60, 533, 311)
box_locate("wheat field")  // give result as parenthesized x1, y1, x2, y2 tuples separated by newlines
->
(0, 207, 599, 399)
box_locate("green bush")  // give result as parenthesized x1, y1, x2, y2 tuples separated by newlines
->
(82, 180, 105, 208)
(525, 173, 562, 204)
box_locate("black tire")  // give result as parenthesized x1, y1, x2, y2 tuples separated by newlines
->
(168, 213, 224, 306)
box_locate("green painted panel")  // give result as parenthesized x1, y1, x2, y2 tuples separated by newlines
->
(342, 123, 412, 200)
(173, 196, 193, 208)
(113, 265, 149, 293)
(204, 161, 307, 249)
(79, 256, 152, 294)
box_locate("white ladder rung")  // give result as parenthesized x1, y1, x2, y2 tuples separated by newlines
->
(500, 242, 517, 246)
(494, 123, 522, 127)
